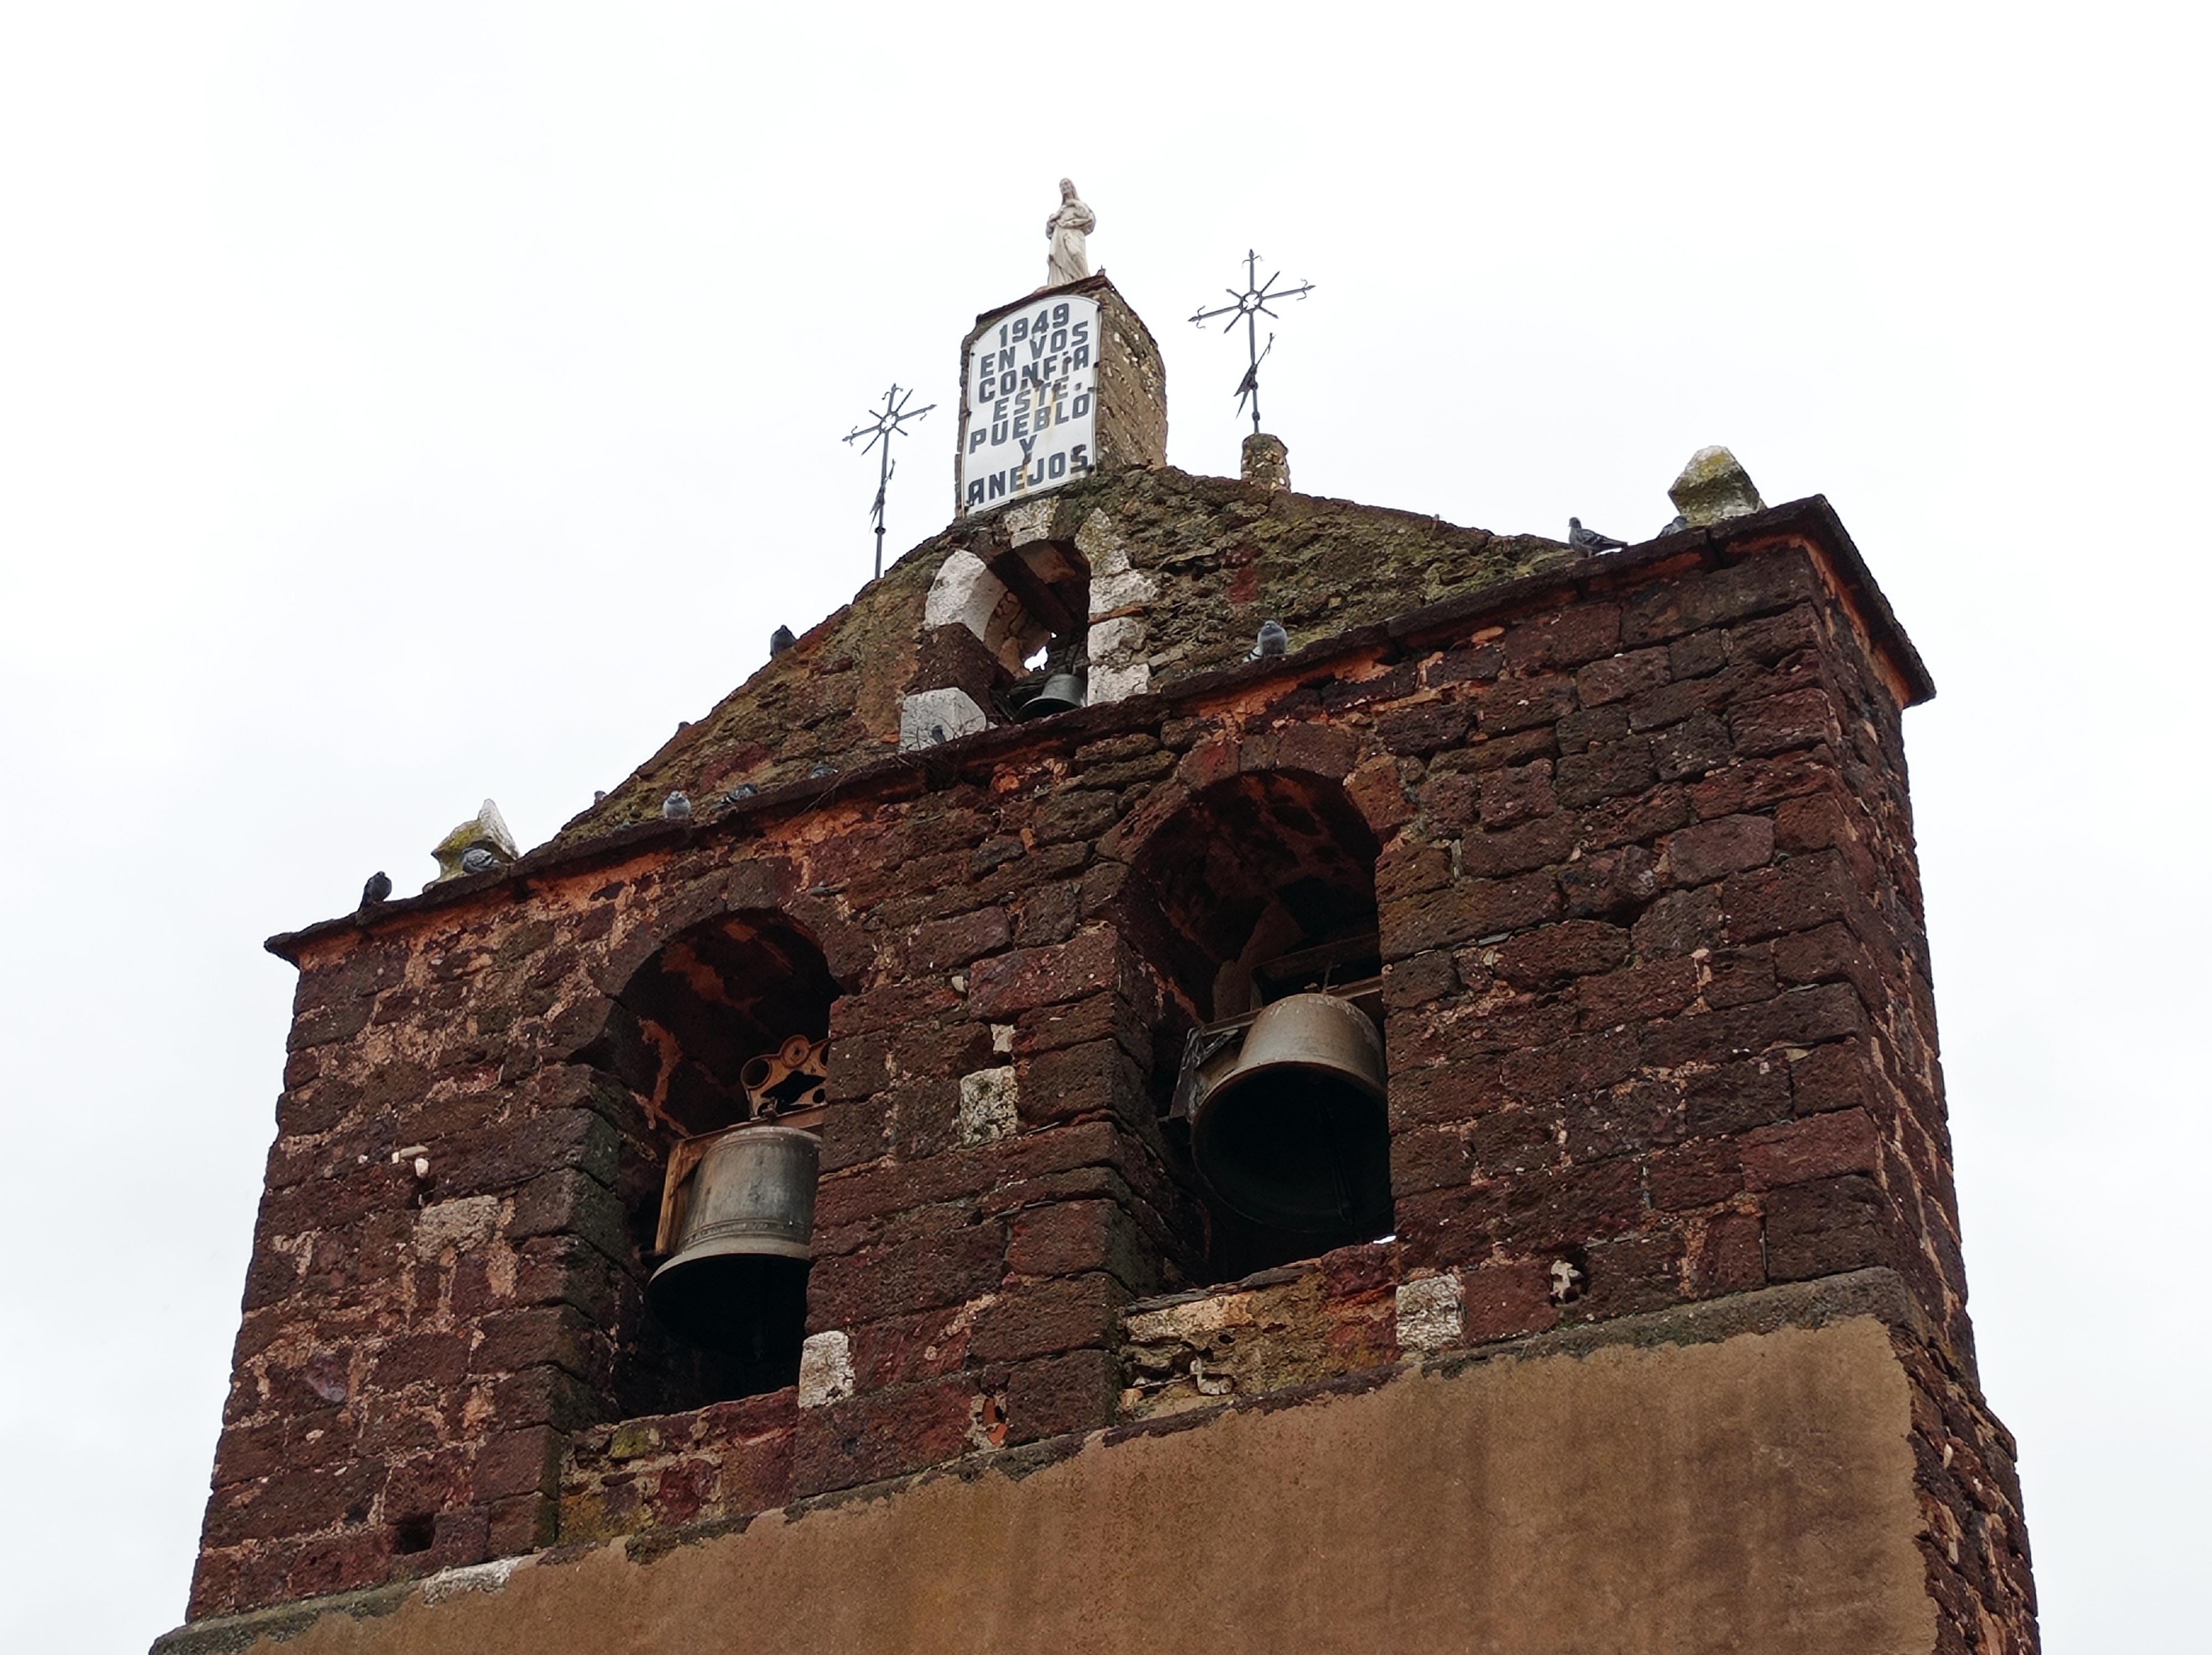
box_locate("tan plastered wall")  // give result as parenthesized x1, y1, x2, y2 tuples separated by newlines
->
(249, 1316, 1933, 1655)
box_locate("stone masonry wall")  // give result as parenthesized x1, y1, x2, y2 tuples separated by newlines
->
(186, 509, 2024, 1649)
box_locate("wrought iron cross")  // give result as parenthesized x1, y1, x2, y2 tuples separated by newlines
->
(843, 384, 934, 579)
(1190, 249, 1316, 434)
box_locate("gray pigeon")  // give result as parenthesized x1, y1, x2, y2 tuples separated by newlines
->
(1250, 620, 1290, 659)
(662, 791, 692, 820)
(807, 762, 837, 779)
(359, 871, 392, 908)
(724, 783, 758, 803)
(1657, 513, 1689, 537)
(459, 846, 503, 875)
(770, 626, 797, 656)
(1568, 517, 1628, 554)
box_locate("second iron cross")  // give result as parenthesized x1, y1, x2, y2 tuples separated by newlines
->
(1190, 249, 1316, 434)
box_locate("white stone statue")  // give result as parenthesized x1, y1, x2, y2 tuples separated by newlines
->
(1045, 178, 1094, 287)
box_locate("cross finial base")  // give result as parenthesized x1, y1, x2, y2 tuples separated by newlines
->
(1241, 431, 1291, 492)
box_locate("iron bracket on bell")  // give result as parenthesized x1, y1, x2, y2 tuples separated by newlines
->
(740, 1034, 830, 1119)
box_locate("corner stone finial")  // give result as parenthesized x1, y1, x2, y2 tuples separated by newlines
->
(1242, 433, 1291, 492)
(1668, 445, 1765, 527)
(427, 799, 518, 888)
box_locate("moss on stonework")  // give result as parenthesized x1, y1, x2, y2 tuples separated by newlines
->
(547, 464, 1568, 853)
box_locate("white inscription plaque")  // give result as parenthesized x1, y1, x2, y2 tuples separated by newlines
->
(959, 294, 1098, 513)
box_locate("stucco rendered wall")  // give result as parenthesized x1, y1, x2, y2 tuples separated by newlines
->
(215, 1315, 1933, 1655)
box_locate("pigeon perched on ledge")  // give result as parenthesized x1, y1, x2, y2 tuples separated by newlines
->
(459, 846, 504, 875)
(359, 871, 392, 908)
(770, 626, 797, 656)
(662, 791, 692, 820)
(1250, 620, 1290, 659)
(1568, 518, 1628, 554)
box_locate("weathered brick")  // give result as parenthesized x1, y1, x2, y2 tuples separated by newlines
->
(1498, 1157, 1645, 1251)
(1683, 1059, 1793, 1137)
(473, 1427, 562, 1502)
(1374, 701, 1471, 754)
(1478, 760, 1557, 827)
(1700, 950, 1771, 1013)
(1743, 1107, 1881, 1190)
(968, 1273, 1129, 1363)
(1004, 1347, 1120, 1443)
(1499, 1029, 1639, 1104)
(905, 906, 1013, 972)
(1504, 603, 1621, 671)
(1005, 1199, 1154, 1290)
(1563, 1077, 1684, 1162)
(1458, 814, 1578, 879)
(1465, 1106, 1555, 1176)
(1381, 871, 1558, 958)
(371, 1333, 470, 1392)
(830, 979, 963, 1038)
(1763, 1174, 1893, 1281)
(1575, 647, 1671, 708)
(1731, 688, 1842, 757)
(967, 929, 1120, 1019)
(1381, 950, 1456, 1010)
(1685, 1209, 1766, 1296)
(1391, 1125, 1473, 1197)
(1630, 886, 1724, 957)
(1665, 814, 1775, 886)
(1648, 1139, 1745, 1210)
(1458, 1261, 1559, 1343)
(1723, 851, 1855, 942)
(1577, 957, 1699, 1028)
(808, 1222, 1005, 1326)
(1650, 713, 1733, 780)
(1558, 845, 1659, 921)
(1478, 674, 1578, 733)
(792, 1375, 975, 1496)
(1554, 740, 1657, 809)
(1639, 983, 1865, 1068)
(1017, 1039, 1146, 1127)
(1619, 549, 1820, 646)
(1491, 920, 1629, 988)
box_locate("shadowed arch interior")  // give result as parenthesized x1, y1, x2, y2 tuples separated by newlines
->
(1129, 770, 1383, 1023)
(578, 911, 841, 1139)
(1125, 771, 1390, 1280)
(571, 910, 842, 1410)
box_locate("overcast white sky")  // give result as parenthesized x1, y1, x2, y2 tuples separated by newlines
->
(2, 4, 2203, 1648)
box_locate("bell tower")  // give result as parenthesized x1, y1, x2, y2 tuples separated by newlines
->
(156, 200, 2037, 1655)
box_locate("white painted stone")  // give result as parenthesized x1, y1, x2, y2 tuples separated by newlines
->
(411, 1196, 502, 1261)
(419, 1555, 526, 1605)
(924, 549, 1007, 640)
(899, 687, 989, 752)
(1087, 660, 1151, 705)
(1004, 499, 1057, 547)
(957, 1064, 1019, 1146)
(1124, 1290, 1257, 1344)
(797, 1330, 856, 1408)
(1395, 1271, 1464, 1355)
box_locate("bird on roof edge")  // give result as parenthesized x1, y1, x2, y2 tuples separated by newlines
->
(1568, 517, 1629, 554)
(360, 871, 392, 908)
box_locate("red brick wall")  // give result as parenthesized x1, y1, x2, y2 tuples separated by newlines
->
(190, 521, 2017, 1649)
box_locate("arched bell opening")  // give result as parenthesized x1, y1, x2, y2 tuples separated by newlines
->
(571, 910, 842, 1412)
(1125, 771, 1393, 1283)
(922, 540, 1093, 726)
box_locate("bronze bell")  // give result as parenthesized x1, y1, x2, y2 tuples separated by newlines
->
(1020, 670, 1086, 719)
(648, 1124, 820, 1357)
(1190, 992, 1392, 1236)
